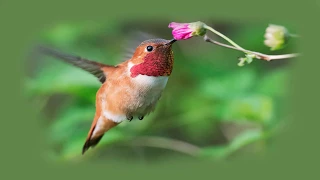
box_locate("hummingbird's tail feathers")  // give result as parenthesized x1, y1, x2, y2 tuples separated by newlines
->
(36, 45, 114, 84)
(82, 134, 105, 155)
(82, 117, 119, 155)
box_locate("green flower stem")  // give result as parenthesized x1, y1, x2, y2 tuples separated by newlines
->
(204, 35, 300, 61)
(267, 53, 300, 60)
(204, 24, 244, 50)
(289, 33, 300, 38)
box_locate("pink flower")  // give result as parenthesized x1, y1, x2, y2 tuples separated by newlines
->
(168, 21, 206, 40)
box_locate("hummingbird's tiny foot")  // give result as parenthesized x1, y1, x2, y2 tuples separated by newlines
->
(127, 115, 133, 121)
(138, 116, 144, 120)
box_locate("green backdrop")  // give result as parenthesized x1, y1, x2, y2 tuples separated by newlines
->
(0, 0, 317, 179)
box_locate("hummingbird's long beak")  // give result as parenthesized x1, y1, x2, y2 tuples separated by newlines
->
(165, 39, 177, 45)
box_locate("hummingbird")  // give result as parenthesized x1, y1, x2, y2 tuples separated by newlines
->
(37, 37, 176, 155)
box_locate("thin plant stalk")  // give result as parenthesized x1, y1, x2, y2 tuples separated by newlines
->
(203, 35, 300, 61)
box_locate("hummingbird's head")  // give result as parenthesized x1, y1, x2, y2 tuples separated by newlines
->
(129, 38, 176, 78)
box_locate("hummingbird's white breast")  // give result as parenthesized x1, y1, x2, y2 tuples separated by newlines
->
(127, 62, 169, 114)
(99, 62, 169, 126)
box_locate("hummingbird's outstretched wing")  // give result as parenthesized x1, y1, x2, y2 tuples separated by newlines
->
(36, 45, 113, 83)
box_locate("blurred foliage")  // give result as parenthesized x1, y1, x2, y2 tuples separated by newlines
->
(26, 20, 294, 162)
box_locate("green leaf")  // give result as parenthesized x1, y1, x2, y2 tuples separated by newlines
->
(256, 68, 289, 97)
(200, 68, 256, 100)
(237, 54, 255, 66)
(221, 95, 273, 124)
(199, 145, 229, 160)
(200, 129, 265, 160)
(49, 105, 95, 142)
(238, 57, 246, 67)
(227, 129, 264, 152)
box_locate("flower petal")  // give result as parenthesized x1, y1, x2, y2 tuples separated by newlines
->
(168, 22, 186, 28)
(168, 21, 206, 40)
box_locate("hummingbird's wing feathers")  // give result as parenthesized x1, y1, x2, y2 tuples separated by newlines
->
(121, 31, 157, 62)
(37, 45, 112, 83)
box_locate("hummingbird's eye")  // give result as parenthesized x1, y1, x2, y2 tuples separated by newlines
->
(146, 46, 153, 52)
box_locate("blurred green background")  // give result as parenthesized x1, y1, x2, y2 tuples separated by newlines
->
(25, 20, 296, 162)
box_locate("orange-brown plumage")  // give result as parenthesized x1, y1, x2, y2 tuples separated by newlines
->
(38, 38, 176, 155)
